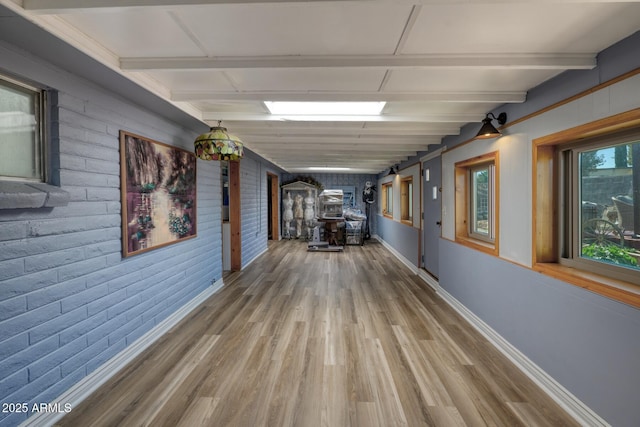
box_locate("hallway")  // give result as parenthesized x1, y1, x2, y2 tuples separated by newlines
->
(57, 240, 577, 426)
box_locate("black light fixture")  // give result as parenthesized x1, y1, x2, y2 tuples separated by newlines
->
(387, 165, 397, 176)
(475, 112, 507, 139)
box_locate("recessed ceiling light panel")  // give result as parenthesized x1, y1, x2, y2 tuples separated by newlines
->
(307, 167, 352, 171)
(264, 101, 385, 116)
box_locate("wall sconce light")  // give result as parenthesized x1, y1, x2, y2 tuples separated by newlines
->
(194, 121, 244, 161)
(475, 112, 507, 139)
(387, 165, 397, 176)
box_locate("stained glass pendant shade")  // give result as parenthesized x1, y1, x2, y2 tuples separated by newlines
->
(194, 124, 244, 161)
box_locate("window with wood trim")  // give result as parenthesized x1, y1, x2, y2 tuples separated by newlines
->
(400, 176, 413, 224)
(455, 152, 499, 255)
(382, 182, 393, 217)
(533, 109, 640, 308)
(558, 130, 640, 285)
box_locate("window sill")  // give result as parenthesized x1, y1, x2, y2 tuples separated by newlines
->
(0, 181, 70, 209)
(533, 262, 640, 308)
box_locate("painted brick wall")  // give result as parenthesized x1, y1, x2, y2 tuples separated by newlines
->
(0, 46, 222, 426)
(240, 154, 280, 267)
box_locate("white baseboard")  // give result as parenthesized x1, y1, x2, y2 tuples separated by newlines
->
(377, 240, 608, 427)
(20, 279, 225, 427)
(416, 268, 439, 292)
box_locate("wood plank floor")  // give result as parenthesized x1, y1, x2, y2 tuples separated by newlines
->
(57, 240, 579, 427)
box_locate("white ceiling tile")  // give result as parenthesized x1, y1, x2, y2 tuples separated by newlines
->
(60, 10, 204, 57)
(402, 3, 640, 55)
(148, 70, 236, 91)
(384, 69, 561, 92)
(179, 3, 413, 56)
(382, 102, 498, 116)
(227, 69, 387, 92)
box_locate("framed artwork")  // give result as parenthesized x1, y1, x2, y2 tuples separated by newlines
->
(120, 130, 197, 257)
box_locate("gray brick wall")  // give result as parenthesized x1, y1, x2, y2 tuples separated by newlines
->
(0, 50, 222, 426)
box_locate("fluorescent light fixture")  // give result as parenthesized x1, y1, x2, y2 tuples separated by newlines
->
(307, 167, 351, 171)
(265, 101, 385, 115)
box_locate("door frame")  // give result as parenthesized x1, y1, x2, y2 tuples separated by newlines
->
(267, 172, 279, 240)
(229, 160, 241, 271)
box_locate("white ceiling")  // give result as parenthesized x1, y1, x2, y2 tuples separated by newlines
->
(4, 0, 640, 174)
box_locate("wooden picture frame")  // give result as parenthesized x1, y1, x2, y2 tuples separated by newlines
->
(119, 130, 197, 257)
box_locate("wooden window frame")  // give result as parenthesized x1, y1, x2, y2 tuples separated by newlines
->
(382, 181, 393, 218)
(400, 176, 413, 225)
(454, 151, 499, 256)
(533, 108, 640, 308)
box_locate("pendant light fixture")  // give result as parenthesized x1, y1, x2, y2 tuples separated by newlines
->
(475, 112, 507, 139)
(194, 121, 244, 161)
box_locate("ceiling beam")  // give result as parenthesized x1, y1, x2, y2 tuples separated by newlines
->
(273, 159, 403, 166)
(267, 154, 412, 161)
(22, 0, 363, 14)
(203, 112, 480, 122)
(237, 135, 442, 143)
(221, 120, 460, 135)
(122, 53, 596, 71)
(248, 145, 421, 154)
(223, 124, 461, 136)
(175, 90, 526, 103)
(242, 138, 440, 151)
(24, 0, 640, 14)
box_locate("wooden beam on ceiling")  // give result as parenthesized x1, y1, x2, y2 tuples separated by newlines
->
(24, 0, 639, 14)
(174, 90, 527, 103)
(202, 112, 481, 122)
(23, 0, 363, 14)
(122, 53, 596, 71)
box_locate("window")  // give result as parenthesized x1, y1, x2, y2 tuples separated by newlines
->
(533, 110, 640, 308)
(401, 176, 413, 224)
(559, 129, 640, 285)
(382, 182, 393, 217)
(455, 152, 499, 255)
(469, 163, 494, 242)
(0, 74, 45, 181)
(0, 74, 69, 210)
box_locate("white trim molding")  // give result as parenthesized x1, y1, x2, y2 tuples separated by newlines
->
(417, 268, 439, 293)
(20, 279, 225, 427)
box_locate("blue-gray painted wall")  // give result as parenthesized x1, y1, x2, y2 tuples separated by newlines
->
(376, 215, 419, 266)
